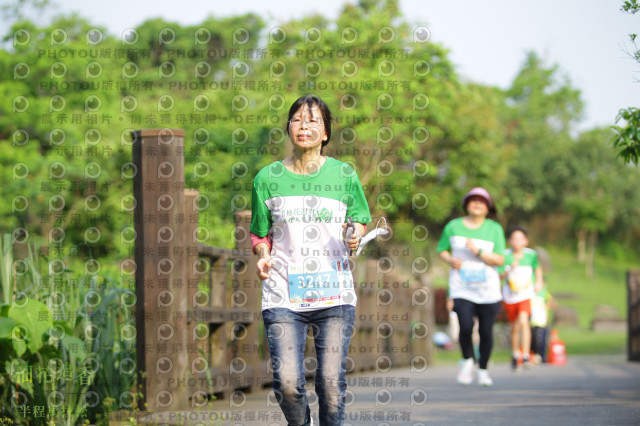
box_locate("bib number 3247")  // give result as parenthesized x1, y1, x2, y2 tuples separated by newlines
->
(287, 259, 351, 304)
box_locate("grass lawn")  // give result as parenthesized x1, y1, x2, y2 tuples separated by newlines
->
(432, 246, 636, 366)
(544, 247, 632, 328)
(432, 327, 627, 365)
(556, 327, 627, 356)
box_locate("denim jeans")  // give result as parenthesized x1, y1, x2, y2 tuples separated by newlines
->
(262, 305, 355, 426)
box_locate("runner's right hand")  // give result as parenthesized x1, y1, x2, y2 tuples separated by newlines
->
(256, 256, 274, 280)
(450, 258, 463, 269)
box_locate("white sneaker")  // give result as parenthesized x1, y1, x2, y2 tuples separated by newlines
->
(477, 369, 493, 386)
(457, 358, 474, 385)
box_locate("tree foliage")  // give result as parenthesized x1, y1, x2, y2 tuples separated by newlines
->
(0, 0, 638, 266)
(1, 3, 640, 423)
(612, 0, 640, 165)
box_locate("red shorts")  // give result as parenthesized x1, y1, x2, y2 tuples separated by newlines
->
(503, 299, 531, 323)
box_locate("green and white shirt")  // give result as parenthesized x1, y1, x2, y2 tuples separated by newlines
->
(250, 157, 371, 312)
(500, 248, 539, 304)
(436, 218, 505, 304)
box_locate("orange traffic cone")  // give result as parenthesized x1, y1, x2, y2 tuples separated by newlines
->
(548, 328, 567, 366)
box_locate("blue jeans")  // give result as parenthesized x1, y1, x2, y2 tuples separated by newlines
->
(262, 305, 355, 426)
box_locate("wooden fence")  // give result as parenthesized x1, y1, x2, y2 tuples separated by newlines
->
(629, 270, 640, 362)
(131, 128, 434, 411)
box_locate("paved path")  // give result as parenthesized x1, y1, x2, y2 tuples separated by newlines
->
(146, 355, 640, 426)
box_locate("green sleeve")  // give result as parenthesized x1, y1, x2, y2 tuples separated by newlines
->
(250, 176, 272, 237)
(346, 172, 371, 224)
(436, 222, 452, 252)
(532, 251, 540, 269)
(493, 223, 506, 253)
(497, 250, 511, 274)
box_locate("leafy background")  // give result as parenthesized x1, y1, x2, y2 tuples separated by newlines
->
(0, 0, 639, 423)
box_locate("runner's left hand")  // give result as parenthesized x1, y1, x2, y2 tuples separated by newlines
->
(343, 222, 364, 252)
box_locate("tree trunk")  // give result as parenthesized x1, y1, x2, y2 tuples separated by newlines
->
(585, 229, 597, 279)
(577, 228, 587, 263)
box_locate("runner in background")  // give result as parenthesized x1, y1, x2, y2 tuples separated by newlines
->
(250, 95, 371, 426)
(499, 226, 544, 371)
(531, 286, 555, 364)
(437, 187, 505, 386)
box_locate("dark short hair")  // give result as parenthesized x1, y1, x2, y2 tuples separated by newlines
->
(506, 225, 528, 239)
(462, 196, 497, 217)
(285, 94, 333, 154)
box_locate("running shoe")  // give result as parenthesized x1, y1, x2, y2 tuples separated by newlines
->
(511, 356, 522, 373)
(523, 356, 534, 369)
(457, 358, 474, 385)
(477, 369, 493, 386)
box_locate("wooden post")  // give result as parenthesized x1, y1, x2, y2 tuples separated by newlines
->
(367, 259, 385, 370)
(184, 188, 209, 403)
(353, 259, 376, 371)
(375, 257, 394, 371)
(413, 274, 435, 367)
(385, 268, 411, 367)
(132, 128, 189, 411)
(231, 210, 263, 392)
(629, 270, 640, 362)
(208, 248, 232, 398)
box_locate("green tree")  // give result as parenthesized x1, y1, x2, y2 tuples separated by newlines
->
(500, 52, 583, 226)
(1, 0, 638, 273)
(612, 0, 640, 165)
(565, 127, 640, 273)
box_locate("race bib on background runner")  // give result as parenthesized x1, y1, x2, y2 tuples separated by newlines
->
(459, 260, 487, 284)
(507, 266, 533, 292)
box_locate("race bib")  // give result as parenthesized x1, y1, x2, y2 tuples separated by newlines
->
(288, 258, 352, 306)
(507, 266, 533, 292)
(459, 261, 487, 284)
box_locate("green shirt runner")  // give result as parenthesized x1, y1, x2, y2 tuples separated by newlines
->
(436, 217, 505, 304)
(500, 247, 539, 304)
(251, 157, 371, 312)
